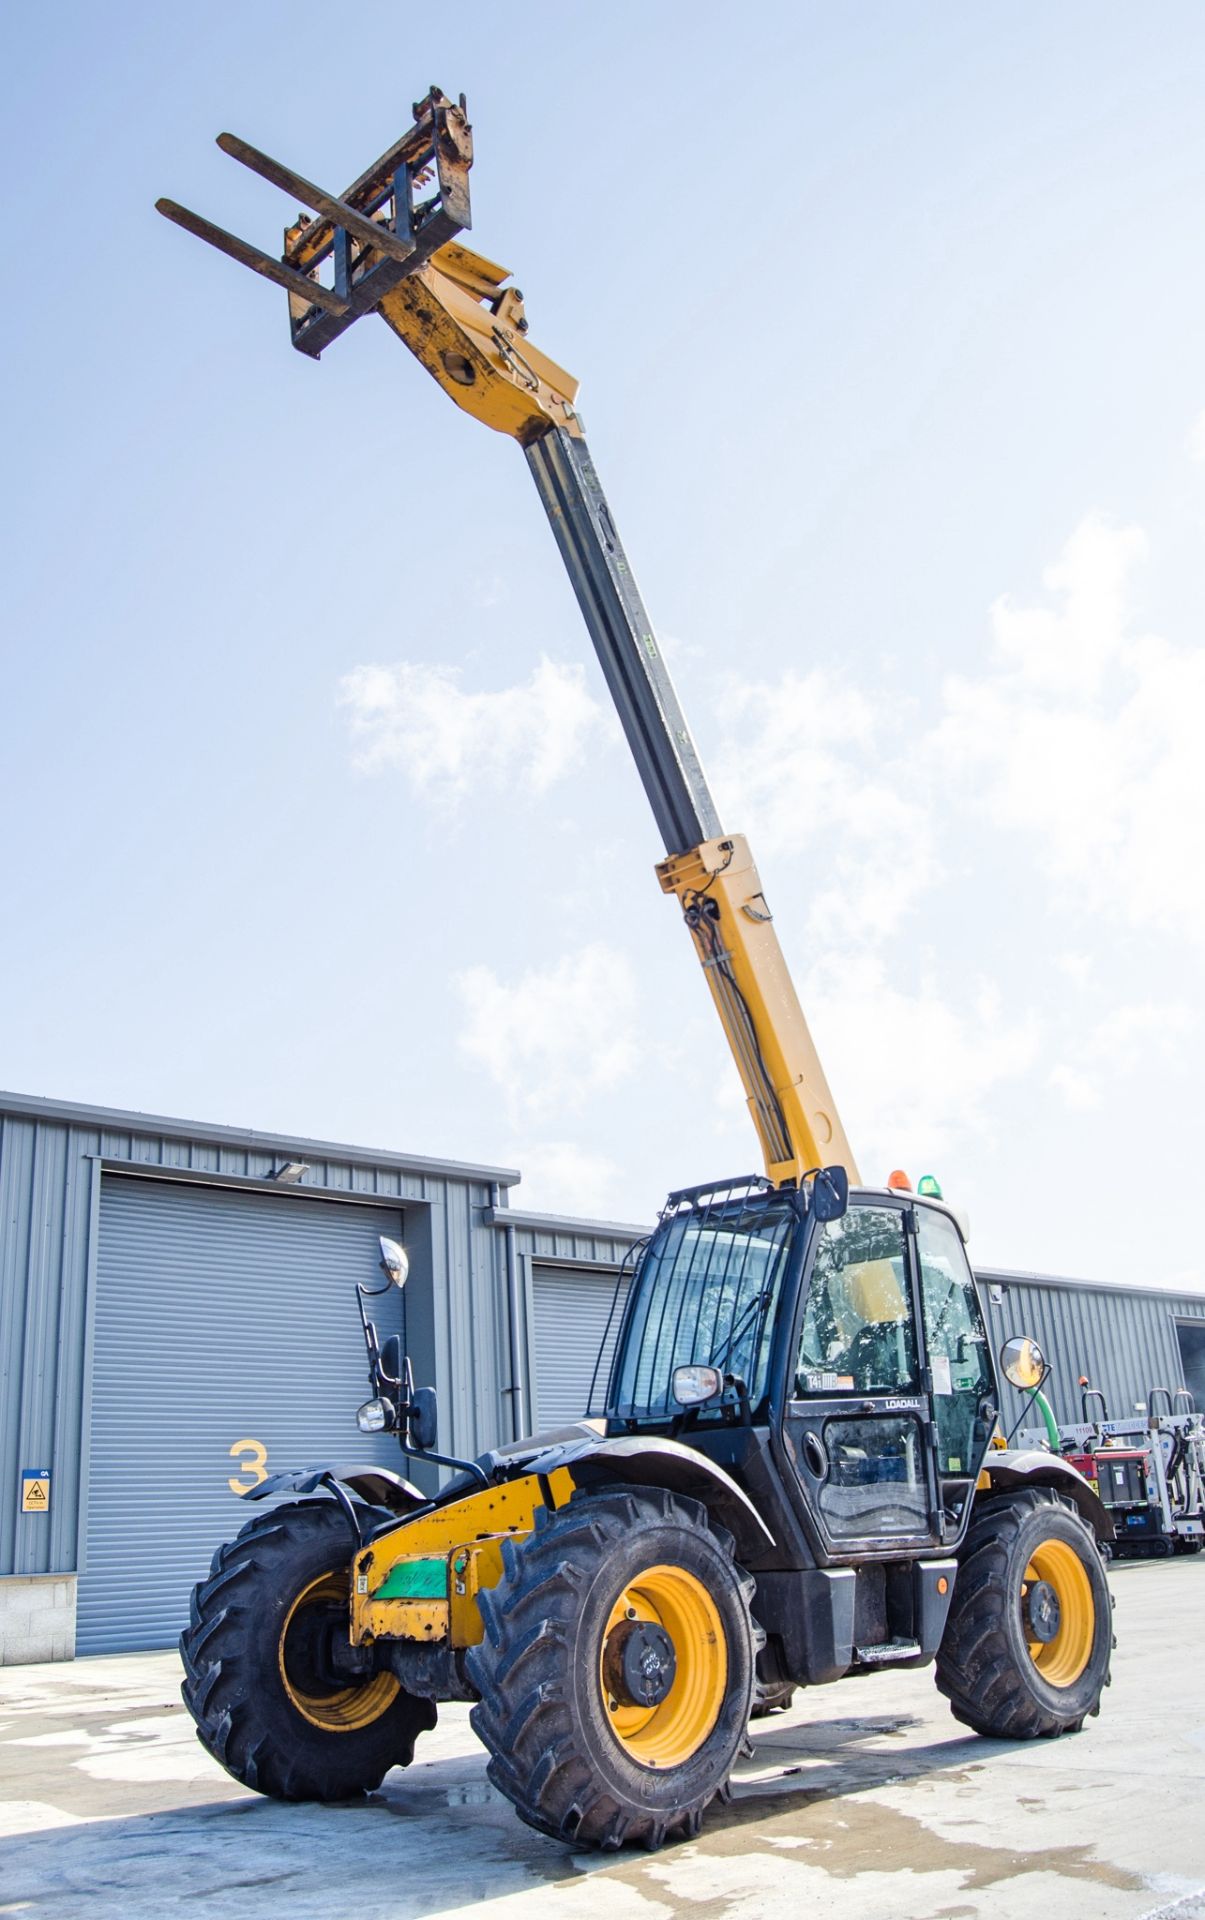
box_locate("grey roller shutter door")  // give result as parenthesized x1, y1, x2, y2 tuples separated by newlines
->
(532, 1263, 628, 1429)
(78, 1176, 407, 1655)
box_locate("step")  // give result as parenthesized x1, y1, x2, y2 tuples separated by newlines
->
(854, 1639, 922, 1665)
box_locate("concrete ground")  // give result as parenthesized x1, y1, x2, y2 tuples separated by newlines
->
(1, 1559, 1202, 1920)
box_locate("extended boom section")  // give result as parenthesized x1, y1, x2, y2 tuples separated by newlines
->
(156, 91, 858, 1186)
(524, 429, 719, 860)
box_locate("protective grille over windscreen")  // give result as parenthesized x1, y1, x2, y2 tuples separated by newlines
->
(605, 1179, 798, 1423)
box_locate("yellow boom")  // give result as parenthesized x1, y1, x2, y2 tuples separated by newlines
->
(157, 88, 858, 1187)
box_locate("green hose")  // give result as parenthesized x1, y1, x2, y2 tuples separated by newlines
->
(1034, 1388, 1060, 1451)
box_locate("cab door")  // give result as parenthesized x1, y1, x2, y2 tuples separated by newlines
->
(914, 1203, 996, 1532)
(784, 1201, 941, 1553)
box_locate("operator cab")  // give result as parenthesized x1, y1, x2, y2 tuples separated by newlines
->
(604, 1175, 997, 1558)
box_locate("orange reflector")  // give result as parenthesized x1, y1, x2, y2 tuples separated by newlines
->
(937, 1576, 949, 1595)
(887, 1169, 911, 1191)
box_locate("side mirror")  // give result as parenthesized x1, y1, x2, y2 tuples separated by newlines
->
(1001, 1334, 1048, 1391)
(379, 1236, 408, 1288)
(409, 1386, 439, 1452)
(811, 1165, 850, 1223)
(378, 1333, 405, 1388)
(673, 1364, 723, 1407)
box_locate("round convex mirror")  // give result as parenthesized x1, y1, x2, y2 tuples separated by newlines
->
(378, 1236, 409, 1288)
(1000, 1334, 1046, 1391)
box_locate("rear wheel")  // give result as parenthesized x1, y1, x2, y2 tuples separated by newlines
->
(180, 1498, 436, 1799)
(936, 1488, 1112, 1738)
(467, 1485, 757, 1850)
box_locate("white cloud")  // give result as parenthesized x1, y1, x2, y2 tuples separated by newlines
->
(712, 669, 937, 940)
(338, 655, 609, 800)
(1055, 951, 1094, 985)
(987, 517, 1147, 696)
(1048, 1063, 1101, 1113)
(936, 516, 1205, 947)
(456, 942, 641, 1125)
(700, 513, 1205, 1193)
(508, 1141, 630, 1220)
(1048, 999, 1197, 1112)
(801, 954, 1041, 1179)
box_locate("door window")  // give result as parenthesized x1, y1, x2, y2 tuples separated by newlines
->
(796, 1206, 918, 1396)
(916, 1207, 992, 1478)
(818, 1415, 930, 1537)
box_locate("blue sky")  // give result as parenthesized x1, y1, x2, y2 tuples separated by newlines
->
(3, 4, 1204, 1286)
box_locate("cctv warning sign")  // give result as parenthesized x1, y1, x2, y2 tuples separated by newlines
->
(21, 1470, 50, 1513)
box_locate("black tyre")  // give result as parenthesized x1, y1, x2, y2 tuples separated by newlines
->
(466, 1485, 758, 1850)
(751, 1682, 797, 1719)
(180, 1498, 436, 1800)
(936, 1488, 1112, 1738)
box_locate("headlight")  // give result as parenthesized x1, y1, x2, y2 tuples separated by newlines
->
(356, 1396, 395, 1433)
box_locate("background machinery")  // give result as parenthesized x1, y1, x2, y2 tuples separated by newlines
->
(1024, 1379, 1205, 1558)
(160, 88, 1116, 1852)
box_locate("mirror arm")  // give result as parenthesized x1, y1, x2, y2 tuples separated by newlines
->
(1003, 1367, 1053, 1448)
(356, 1282, 383, 1380)
(723, 1372, 753, 1425)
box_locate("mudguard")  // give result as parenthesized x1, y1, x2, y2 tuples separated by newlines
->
(980, 1449, 1115, 1542)
(516, 1431, 778, 1561)
(242, 1463, 429, 1514)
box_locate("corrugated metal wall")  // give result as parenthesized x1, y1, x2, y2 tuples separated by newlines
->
(977, 1267, 1205, 1436)
(9, 1083, 1205, 1598)
(530, 1266, 632, 1427)
(78, 1177, 408, 1652)
(495, 1210, 646, 1441)
(0, 1091, 518, 1582)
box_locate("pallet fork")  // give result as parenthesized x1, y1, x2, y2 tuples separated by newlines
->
(158, 88, 858, 1190)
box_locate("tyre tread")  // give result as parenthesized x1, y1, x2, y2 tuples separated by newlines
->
(179, 1498, 435, 1801)
(935, 1488, 1111, 1740)
(467, 1483, 754, 1849)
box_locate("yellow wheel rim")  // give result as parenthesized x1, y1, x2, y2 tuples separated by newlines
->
(1021, 1539, 1094, 1688)
(279, 1571, 401, 1732)
(598, 1563, 727, 1770)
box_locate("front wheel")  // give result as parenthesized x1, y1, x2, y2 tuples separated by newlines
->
(180, 1498, 436, 1800)
(467, 1485, 758, 1850)
(936, 1488, 1112, 1738)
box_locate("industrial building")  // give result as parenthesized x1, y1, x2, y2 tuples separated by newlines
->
(0, 1090, 638, 1662)
(3, 1084, 1204, 1664)
(979, 1265, 1205, 1436)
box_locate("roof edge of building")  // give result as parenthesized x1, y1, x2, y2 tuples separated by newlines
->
(0, 1088, 521, 1188)
(487, 1205, 649, 1241)
(976, 1263, 1205, 1304)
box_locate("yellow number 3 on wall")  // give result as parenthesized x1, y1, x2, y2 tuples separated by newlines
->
(228, 1437, 269, 1495)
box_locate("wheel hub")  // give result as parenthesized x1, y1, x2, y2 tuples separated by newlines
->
(603, 1617, 678, 1708)
(1023, 1577, 1062, 1643)
(279, 1570, 401, 1731)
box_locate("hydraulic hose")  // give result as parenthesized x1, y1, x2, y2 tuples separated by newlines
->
(1034, 1389, 1060, 1451)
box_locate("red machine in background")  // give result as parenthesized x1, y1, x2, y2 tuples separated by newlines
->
(1026, 1379, 1205, 1559)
